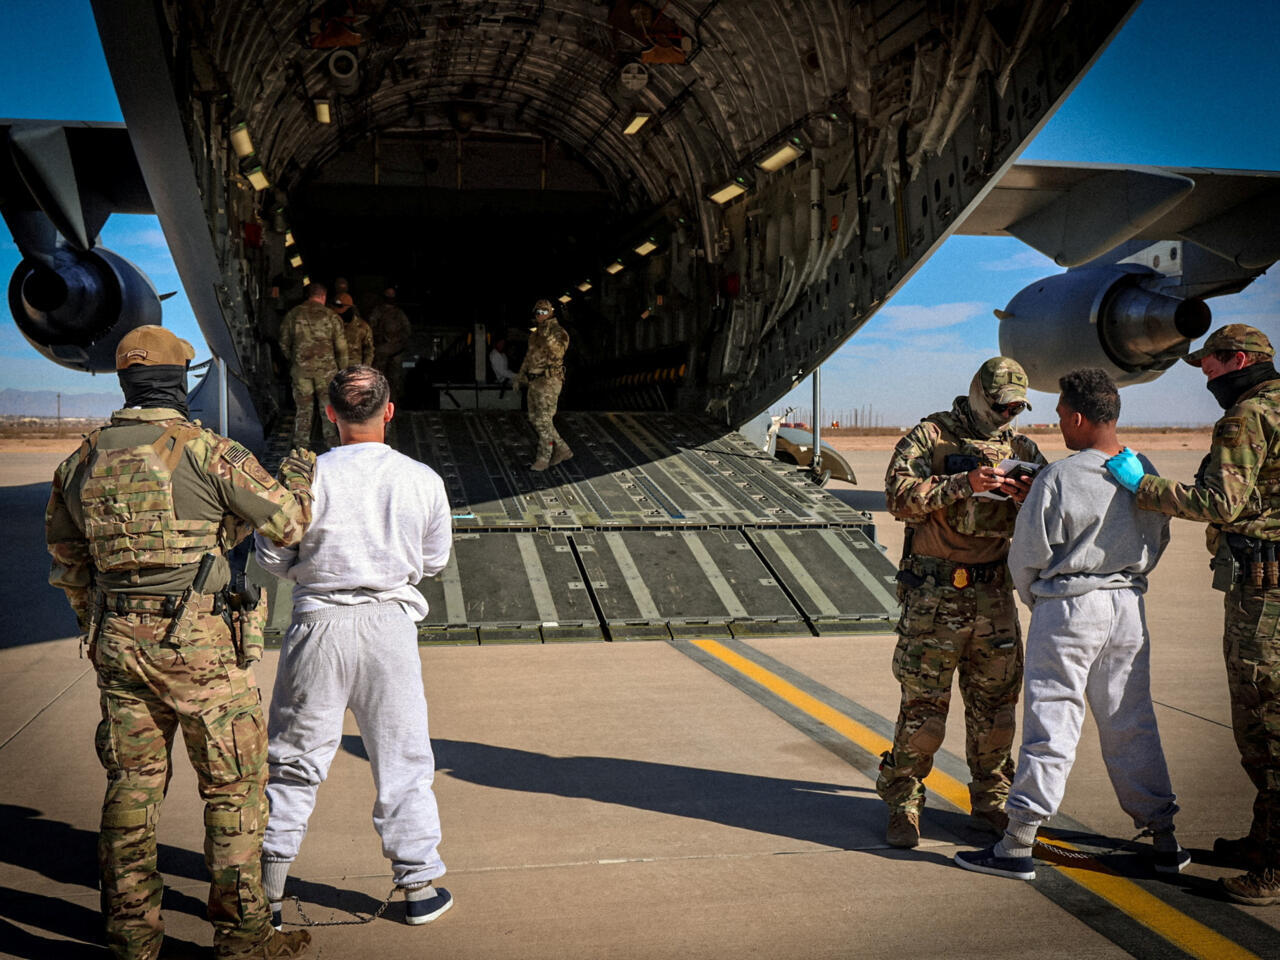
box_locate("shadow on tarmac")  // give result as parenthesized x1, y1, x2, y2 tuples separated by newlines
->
(341, 735, 990, 853)
(1, 482, 78, 649)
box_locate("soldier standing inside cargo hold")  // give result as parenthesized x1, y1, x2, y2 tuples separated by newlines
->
(334, 292, 374, 366)
(45, 325, 316, 960)
(516, 299, 572, 471)
(369, 286, 412, 401)
(280, 282, 347, 450)
(1108, 323, 1280, 906)
(879, 357, 1046, 848)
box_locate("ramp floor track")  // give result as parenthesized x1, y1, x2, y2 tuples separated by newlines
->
(259, 411, 900, 642)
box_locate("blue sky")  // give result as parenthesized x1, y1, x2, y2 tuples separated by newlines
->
(1, 0, 1277, 425)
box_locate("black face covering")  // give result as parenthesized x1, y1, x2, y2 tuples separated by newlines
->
(1207, 361, 1279, 410)
(118, 364, 190, 418)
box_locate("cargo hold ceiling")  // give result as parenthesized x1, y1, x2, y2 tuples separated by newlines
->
(175, 0, 912, 212)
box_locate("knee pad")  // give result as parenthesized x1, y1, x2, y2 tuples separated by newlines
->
(102, 801, 157, 831)
(907, 715, 946, 756)
(987, 706, 1017, 751)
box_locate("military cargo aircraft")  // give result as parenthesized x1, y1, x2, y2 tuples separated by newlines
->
(2, 0, 1278, 640)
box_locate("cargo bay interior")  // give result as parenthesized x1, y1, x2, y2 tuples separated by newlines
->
(83, 0, 1139, 640)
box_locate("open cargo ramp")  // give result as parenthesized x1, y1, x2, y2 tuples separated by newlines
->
(396, 411, 899, 643)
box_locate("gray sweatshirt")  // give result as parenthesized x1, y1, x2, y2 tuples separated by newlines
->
(1009, 448, 1169, 605)
(255, 442, 453, 621)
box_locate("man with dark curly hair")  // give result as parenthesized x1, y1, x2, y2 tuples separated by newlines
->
(957, 368, 1186, 881)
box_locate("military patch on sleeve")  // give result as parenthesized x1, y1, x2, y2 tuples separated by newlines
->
(1214, 417, 1246, 447)
(221, 442, 252, 466)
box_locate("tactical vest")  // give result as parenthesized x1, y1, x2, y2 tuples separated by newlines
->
(923, 411, 1019, 538)
(78, 422, 221, 571)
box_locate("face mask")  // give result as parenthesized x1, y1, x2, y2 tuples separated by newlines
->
(1207, 361, 1278, 409)
(118, 364, 189, 418)
(966, 373, 1017, 438)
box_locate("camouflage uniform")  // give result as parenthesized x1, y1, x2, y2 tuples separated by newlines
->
(342, 314, 375, 367)
(517, 302, 571, 468)
(1135, 333, 1280, 885)
(368, 301, 411, 401)
(280, 300, 347, 449)
(879, 362, 1046, 826)
(46, 405, 314, 959)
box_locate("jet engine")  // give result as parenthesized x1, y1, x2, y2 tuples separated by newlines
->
(997, 263, 1211, 392)
(8, 245, 161, 372)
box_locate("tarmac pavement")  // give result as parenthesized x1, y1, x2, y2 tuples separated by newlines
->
(3, 443, 1279, 958)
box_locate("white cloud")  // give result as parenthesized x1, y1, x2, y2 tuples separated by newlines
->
(978, 249, 1057, 272)
(873, 301, 989, 332)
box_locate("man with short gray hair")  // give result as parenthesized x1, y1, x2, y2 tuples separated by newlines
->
(256, 364, 454, 928)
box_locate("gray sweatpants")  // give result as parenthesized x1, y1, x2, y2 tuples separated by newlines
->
(1005, 588, 1178, 832)
(262, 603, 446, 886)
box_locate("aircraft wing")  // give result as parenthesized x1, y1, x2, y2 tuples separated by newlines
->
(0, 120, 152, 260)
(956, 160, 1280, 269)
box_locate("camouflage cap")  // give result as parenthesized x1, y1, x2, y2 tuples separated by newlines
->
(1184, 324, 1275, 366)
(115, 325, 196, 369)
(976, 356, 1031, 410)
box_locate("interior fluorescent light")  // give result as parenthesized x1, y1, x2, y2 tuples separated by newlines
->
(576, 280, 593, 292)
(623, 111, 651, 135)
(230, 122, 255, 159)
(757, 140, 805, 172)
(634, 238, 658, 256)
(301, 275, 310, 285)
(708, 180, 747, 205)
(284, 230, 295, 247)
(246, 166, 270, 191)
(605, 261, 625, 275)
(289, 253, 303, 268)
(558, 293, 572, 304)
(314, 99, 331, 124)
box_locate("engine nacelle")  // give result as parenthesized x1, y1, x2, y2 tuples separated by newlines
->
(8, 245, 162, 372)
(997, 264, 1211, 392)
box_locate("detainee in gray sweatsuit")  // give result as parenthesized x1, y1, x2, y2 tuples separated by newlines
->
(956, 369, 1188, 881)
(255, 365, 456, 925)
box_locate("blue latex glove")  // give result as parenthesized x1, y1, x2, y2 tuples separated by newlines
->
(1105, 447, 1146, 493)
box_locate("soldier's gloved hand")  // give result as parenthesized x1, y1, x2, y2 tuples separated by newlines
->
(515, 374, 529, 388)
(277, 447, 317, 493)
(1105, 447, 1146, 493)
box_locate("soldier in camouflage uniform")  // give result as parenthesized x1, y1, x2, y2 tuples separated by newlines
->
(280, 283, 347, 450)
(1109, 324, 1280, 905)
(334, 293, 374, 366)
(516, 299, 571, 471)
(45, 326, 315, 959)
(879, 357, 1046, 847)
(368, 286, 411, 402)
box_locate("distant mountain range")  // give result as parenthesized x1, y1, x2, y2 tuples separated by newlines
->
(0, 388, 121, 418)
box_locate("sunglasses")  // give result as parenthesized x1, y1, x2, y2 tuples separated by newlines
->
(992, 401, 1027, 416)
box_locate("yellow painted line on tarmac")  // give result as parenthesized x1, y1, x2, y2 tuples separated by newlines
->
(691, 638, 1261, 960)
(690, 640, 970, 809)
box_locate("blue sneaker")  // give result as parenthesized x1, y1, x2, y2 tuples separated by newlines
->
(1153, 845, 1192, 874)
(954, 845, 1035, 880)
(404, 884, 453, 925)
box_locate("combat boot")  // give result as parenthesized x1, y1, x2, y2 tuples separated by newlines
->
(886, 808, 920, 848)
(1221, 868, 1280, 906)
(218, 928, 312, 959)
(530, 456, 551, 471)
(549, 442, 574, 466)
(1214, 835, 1266, 871)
